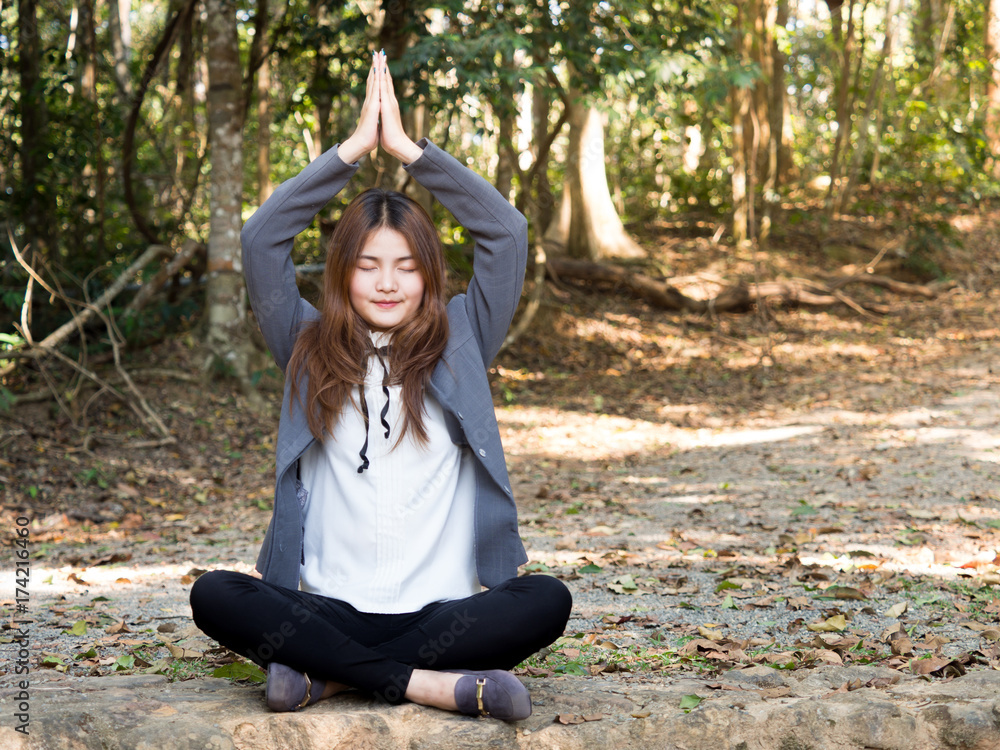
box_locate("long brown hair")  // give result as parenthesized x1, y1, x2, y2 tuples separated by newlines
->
(287, 188, 449, 445)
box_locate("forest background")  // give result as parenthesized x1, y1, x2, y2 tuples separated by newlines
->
(1, 0, 1000, 473)
(3, 0, 1000, 700)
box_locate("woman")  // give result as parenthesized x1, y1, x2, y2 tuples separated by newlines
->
(190, 51, 572, 721)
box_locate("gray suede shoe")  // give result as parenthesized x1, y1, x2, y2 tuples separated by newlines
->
(265, 663, 325, 712)
(447, 669, 532, 721)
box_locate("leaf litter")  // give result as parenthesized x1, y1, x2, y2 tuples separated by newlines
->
(2, 274, 1000, 692)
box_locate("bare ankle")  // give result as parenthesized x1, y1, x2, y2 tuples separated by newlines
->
(404, 669, 461, 711)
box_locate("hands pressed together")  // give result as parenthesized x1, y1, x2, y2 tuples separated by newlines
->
(339, 50, 423, 166)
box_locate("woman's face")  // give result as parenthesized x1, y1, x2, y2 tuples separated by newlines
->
(349, 227, 426, 330)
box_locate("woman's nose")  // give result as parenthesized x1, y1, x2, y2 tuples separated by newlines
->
(375, 269, 396, 292)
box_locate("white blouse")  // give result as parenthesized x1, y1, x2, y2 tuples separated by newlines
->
(297, 334, 480, 613)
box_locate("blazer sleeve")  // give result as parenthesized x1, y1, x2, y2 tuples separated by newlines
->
(241, 146, 361, 371)
(404, 140, 529, 366)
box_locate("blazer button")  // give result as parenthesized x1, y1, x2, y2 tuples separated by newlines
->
(478, 448, 486, 457)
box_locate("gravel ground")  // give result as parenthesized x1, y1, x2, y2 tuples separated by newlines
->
(6, 351, 999, 686)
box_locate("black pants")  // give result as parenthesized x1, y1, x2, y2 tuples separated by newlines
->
(189, 571, 572, 704)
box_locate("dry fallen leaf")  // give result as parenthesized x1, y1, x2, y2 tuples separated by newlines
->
(166, 644, 203, 660)
(811, 648, 844, 664)
(807, 614, 847, 633)
(918, 634, 950, 651)
(826, 586, 868, 601)
(608, 574, 644, 596)
(885, 602, 907, 618)
(909, 656, 967, 677)
(959, 620, 990, 632)
(890, 637, 914, 656)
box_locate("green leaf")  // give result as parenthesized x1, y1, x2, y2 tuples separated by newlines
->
(608, 574, 640, 594)
(212, 662, 267, 684)
(0, 386, 15, 411)
(67, 620, 88, 636)
(715, 580, 740, 593)
(114, 655, 135, 671)
(144, 658, 172, 675)
(721, 594, 737, 609)
(74, 647, 98, 659)
(578, 564, 603, 574)
(679, 694, 703, 711)
(791, 501, 817, 517)
(555, 661, 589, 676)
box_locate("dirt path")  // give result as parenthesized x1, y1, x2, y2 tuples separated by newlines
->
(2, 286, 1000, 748)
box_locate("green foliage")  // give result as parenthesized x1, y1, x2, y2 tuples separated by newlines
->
(903, 219, 958, 280)
(0, 0, 990, 327)
(212, 661, 266, 684)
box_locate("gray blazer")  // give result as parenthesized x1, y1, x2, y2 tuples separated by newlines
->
(241, 140, 529, 592)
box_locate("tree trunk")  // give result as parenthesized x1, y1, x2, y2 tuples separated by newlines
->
(309, 4, 333, 153)
(824, 0, 858, 217)
(378, 0, 428, 206)
(78, 0, 107, 255)
(758, 0, 780, 252)
(493, 38, 517, 204)
(204, 0, 252, 381)
(839, 0, 899, 209)
(750, 0, 772, 185)
(773, 0, 793, 184)
(172, 0, 198, 219)
(730, 2, 753, 248)
(531, 78, 556, 234)
(914, 0, 942, 69)
(257, 53, 274, 202)
(108, 0, 133, 99)
(247, 0, 272, 201)
(495, 107, 515, 202)
(18, 0, 51, 255)
(987, 0, 1000, 176)
(552, 92, 643, 260)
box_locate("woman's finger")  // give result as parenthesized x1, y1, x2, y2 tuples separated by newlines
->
(367, 52, 378, 96)
(384, 59, 395, 95)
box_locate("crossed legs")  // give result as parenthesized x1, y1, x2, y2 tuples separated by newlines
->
(189, 571, 572, 712)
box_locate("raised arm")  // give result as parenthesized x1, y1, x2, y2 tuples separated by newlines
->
(379, 62, 528, 365)
(241, 55, 382, 371)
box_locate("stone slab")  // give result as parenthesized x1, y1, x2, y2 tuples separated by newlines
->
(3, 667, 1000, 750)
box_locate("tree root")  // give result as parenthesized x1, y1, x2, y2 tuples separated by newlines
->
(544, 258, 957, 315)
